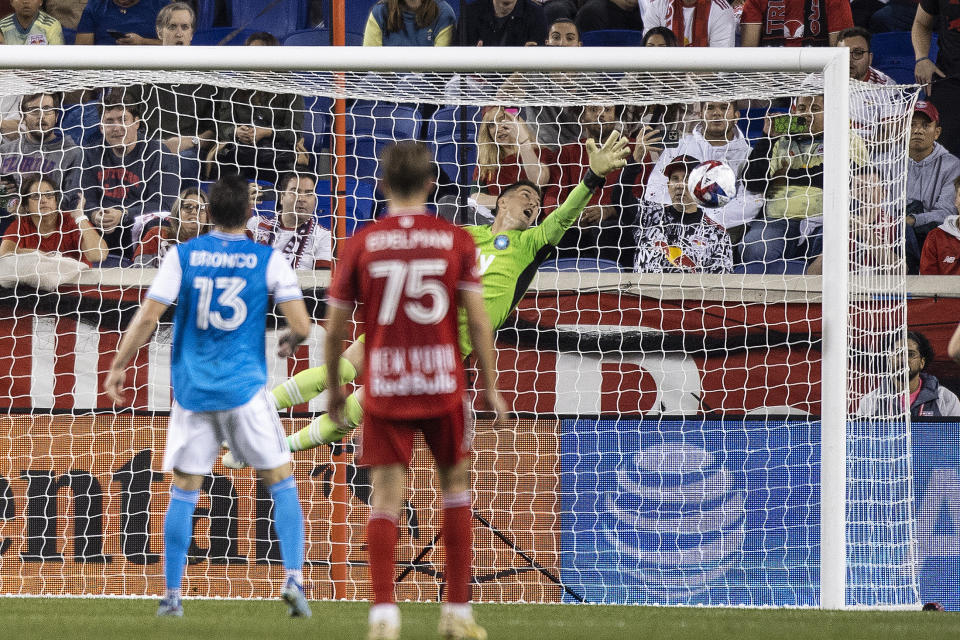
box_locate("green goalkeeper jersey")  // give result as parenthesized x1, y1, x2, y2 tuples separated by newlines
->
(457, 182, 593, 356)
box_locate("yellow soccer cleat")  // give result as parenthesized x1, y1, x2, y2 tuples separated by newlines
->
(438, 611, 487, 640)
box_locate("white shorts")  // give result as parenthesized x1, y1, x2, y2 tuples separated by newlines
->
(163, 388, 290, 474)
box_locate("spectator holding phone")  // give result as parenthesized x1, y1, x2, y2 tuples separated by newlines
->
(740, 94, 867, 271)
(471, 106, 552, 218)
(0, 0, 64, 45)
(75, 0, 166, 46)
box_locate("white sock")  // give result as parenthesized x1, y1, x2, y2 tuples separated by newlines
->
(165, 588, 181, 600)
(369, 603, 401, 625)
(441, 603, 472, 619)
(286, 569, 303, 585)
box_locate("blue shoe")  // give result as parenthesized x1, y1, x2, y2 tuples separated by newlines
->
(157, 594, 183, 617)
(282, 576, 312, 618)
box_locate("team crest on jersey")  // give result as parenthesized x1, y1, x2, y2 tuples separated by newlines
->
(494, 234, 510, 250)
(27, 34, 48, 45)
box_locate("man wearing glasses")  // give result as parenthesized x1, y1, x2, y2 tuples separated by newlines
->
(837, 27, 896, 86)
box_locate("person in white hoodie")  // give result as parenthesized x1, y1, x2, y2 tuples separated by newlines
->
(643, 100, 763, 233)
(905, 100, 960, 271)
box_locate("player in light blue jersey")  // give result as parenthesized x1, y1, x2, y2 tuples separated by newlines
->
(104, 175, 313, 619)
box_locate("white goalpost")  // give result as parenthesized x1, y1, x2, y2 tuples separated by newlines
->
(0, 45, 919, 609)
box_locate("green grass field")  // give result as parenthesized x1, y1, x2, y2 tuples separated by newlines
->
(1, 598, 958, 640)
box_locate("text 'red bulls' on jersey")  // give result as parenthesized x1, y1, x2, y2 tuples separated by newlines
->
(327, 212, 481, 419)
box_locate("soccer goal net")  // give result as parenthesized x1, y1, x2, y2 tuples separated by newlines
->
(0, 46, 919, 608)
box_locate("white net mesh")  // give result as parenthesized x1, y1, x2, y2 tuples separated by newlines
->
(0, 60, 919, 607)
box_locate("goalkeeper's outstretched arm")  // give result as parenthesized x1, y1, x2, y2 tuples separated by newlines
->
(531, 131, 631, 248)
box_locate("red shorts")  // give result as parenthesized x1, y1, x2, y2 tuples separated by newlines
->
(359, 400, 474, 468)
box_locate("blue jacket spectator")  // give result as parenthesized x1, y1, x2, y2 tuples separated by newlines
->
(75, 0, 167, 46)
(456, 0, 547, 46)
(364, 0, 456, 46)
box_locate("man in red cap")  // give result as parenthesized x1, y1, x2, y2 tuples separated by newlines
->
(905, 100, 960, 271)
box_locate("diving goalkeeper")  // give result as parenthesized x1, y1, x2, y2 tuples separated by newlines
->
(223, 131, 629, 467)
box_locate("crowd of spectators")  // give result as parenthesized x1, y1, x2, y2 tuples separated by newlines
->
(0, 0, 956, 275)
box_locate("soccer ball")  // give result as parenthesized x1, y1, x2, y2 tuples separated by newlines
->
(687, 160, 737, 209)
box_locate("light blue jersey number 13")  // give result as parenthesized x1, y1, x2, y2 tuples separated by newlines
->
(193, 276, 247, 330)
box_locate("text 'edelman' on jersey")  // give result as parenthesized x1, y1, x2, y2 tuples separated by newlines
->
(328, 213, 481, 420)
(146, 230, 303, 412)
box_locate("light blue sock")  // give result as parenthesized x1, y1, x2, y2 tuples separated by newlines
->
(164, 486, 199, 592)
(268, 476, 304, 573)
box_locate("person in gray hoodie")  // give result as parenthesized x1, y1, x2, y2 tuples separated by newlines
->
(858, 331, 960, 418)
(905, 100, 960, 271)
(0, 92, 82, 233)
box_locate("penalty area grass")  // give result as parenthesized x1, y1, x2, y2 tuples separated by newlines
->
(0, 598, 958, 639)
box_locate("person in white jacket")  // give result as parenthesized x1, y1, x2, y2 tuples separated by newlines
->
(643, 100, 763, 231)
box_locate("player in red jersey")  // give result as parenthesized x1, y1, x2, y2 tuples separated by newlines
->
(324, 141, 507, 640)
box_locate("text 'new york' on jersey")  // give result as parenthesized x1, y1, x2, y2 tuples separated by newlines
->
(328, 212, 481, 420)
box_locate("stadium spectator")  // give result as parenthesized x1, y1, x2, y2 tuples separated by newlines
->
(44, 0, 86, 32)
(363, 0, 457, 46)
(143, 2, 217, 180)
(740, 0, 853, 47)
(904, 101, 960, 272)
(471, 106, 552, 220)
(512, 18, 583, 151)
(643, 100, 761, 233)
(741, 95, 866, 270)
(913, 0, 960, 157)
(620, 28, 690, 162)
(140, 2, 217, 166)
(248, 172, 331, 270)
(808, 168, 901, 274)
(0, 174, 108, 265)
(837, 27, 895, 86)
(920, 176, 960, 275)
(548, 105, 639, 263)
(80, 90, 181, 261)
(642, 23, 678, 46)
(208, 33, 304, 185)
(75, 0, 166, 45)
(456, 0, 547, 46)
(859, 331, 960, 417)
(132, 186, 209, 267)
(0, 92, 83, 227)
(634, 154, 733, 273)
(0, 0, 64, 44)
(244, 31, 277, 46)
(541, 0, 644, 33)
(641, 0, 736, 47)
